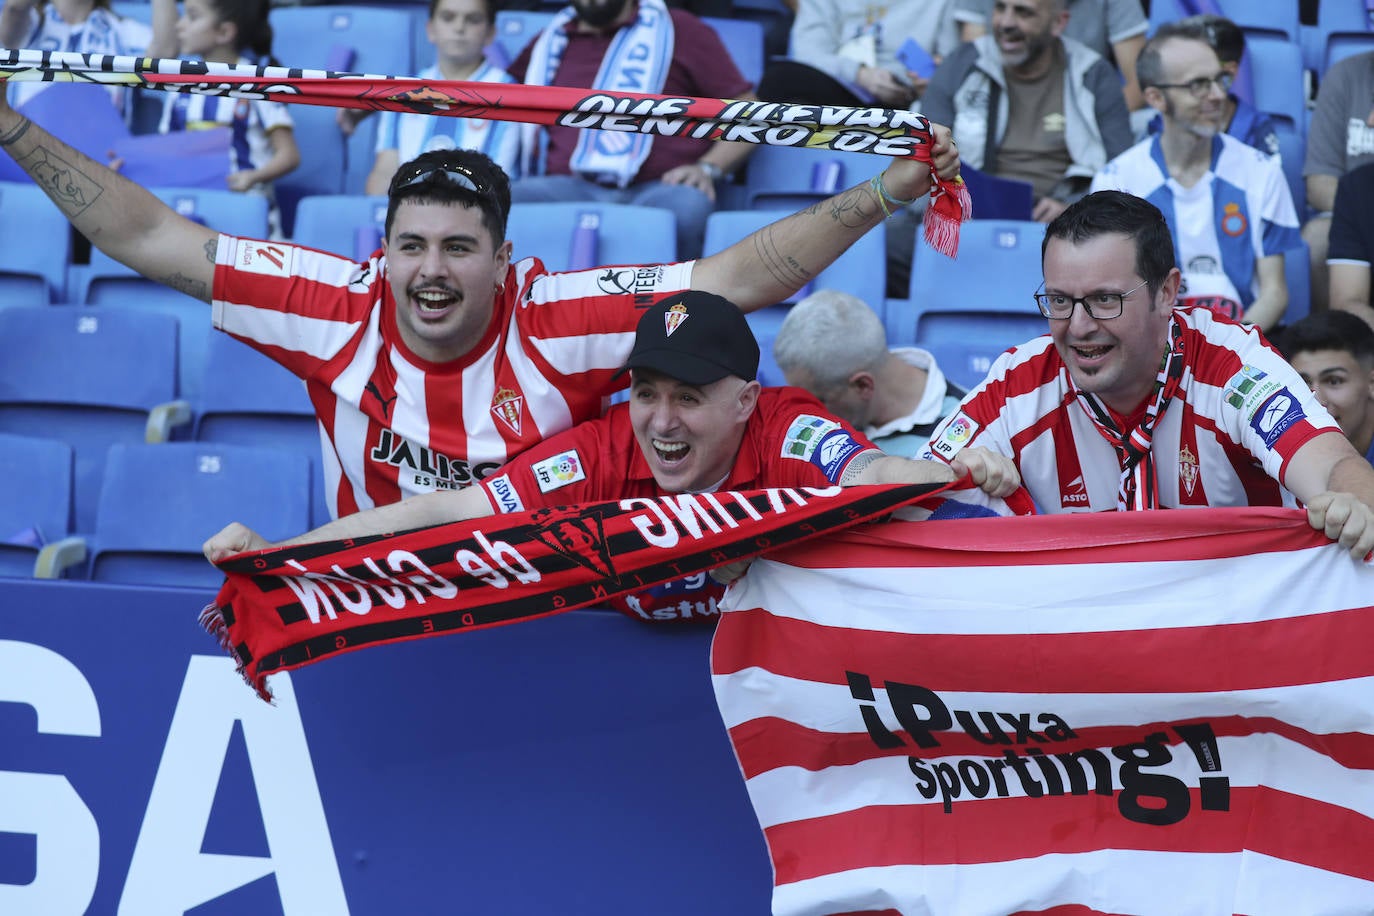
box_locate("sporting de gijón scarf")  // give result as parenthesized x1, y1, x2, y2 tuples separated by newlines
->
(715, 507, 1374, 915)
(202, 483, 950, 701)
(0, 49, 972, 257)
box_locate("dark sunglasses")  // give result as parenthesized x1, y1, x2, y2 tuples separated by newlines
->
(393, 164, 492, 198)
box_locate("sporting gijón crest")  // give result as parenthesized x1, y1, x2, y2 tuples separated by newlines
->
(491, 386, 523, 437)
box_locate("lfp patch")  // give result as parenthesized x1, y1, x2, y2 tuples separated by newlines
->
(533, 450, 586, 493)
(781, 415, 865, 481)
(930, 413, 980, 462)
(1249, 390, 1306, 448)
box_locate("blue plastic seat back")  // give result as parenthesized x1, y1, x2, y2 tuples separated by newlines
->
(1246, 34, 1306, 135)
(507, 202, 677, 272)
(899, 219, 1047, 370)
(0, 181, 73, 303)
(269, 5, 416, 76)
(702, 16, 765, 87)
(89, 441, 312, 588)
(0, 307, 180, 533)
(292, 194, 389, 258)
(491, 9, 555, 66)
(0, 432, 73, 577)
(744, 145, 885, 210)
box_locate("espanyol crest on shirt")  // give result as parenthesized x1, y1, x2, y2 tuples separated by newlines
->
(664, 302, 688, 336)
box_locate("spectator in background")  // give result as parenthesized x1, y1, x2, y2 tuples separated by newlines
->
(362, 0, 520, 196)
(951, 0, 1147, 114)
(755, 0, 961, 108)
(919, 0, 1132, 225)
(150, 0, 299, 237)
(0, 0, 175, 113)
(506, 0, 755, 260)
(772, 289, 966, 456)
(1304, 50, 1374, 314)
(1146, 14, 1279, 160)
(1091, 22, 1298, 331)
(1276, 311, 1374, 468)
(1327, 161, 1374, 331)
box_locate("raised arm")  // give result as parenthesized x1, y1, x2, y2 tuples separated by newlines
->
(203, 484, 496, 562)
(145, 0, 180, 60)
(0, 89, 219, 302)
(689, 125, 959, 312)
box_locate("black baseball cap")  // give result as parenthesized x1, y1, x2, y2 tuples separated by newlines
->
(620, 291, 760, 385)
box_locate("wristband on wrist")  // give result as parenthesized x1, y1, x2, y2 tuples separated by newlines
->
(697, 160, 724, 182)
(874, 170, 916, 207)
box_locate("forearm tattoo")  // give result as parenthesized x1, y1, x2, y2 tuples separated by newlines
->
(0, 116, 31, 147)
(829, 183, 883, 228)
(753, 226, 812, 289)
(158, 270, 210, 300)
(17, 147, 104, 219)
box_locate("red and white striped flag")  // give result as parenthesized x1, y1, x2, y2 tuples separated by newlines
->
(713, 508, 1374, 915)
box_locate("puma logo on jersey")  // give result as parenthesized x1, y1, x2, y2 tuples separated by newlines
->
(365, 380, 398, 419)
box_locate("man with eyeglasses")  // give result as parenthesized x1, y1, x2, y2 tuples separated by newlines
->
(915, 190, 1374, 559)
(1089, 21, 1300, 332)
(0, 88, 959, 531)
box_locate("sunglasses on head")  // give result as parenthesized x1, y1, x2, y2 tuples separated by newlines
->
(393, 164, 492, 197)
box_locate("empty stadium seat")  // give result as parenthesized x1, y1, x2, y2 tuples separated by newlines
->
(1283, 239, 1312, 326)
(1302, 0, 1369, 75)
(194, 332, 327, 526)
(76, 187, 269, 401)
(0, 308, 180, 534)
(960, 162, 1034, 221)
(1276, 126, 1307, 219)
(898, 220, 1048, 386)
(507, 202, 677, 271)
(702, 16, 766, 87)
(82, 442, 312, 588)
(1323, 32, 1374, 75)
(269, 5, 415, 76)
(273, 104, 350, 241)
(743, 144, 883, 210)
(293, 193, 389, 257)
(0, 181, 71, 305)
(703, 208, 886, 381)
(0, 433, 74, 578)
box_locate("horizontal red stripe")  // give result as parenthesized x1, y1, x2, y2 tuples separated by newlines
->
(1013, 908, 1121, 916)
(711, 606, 1374, 693)
(727, 715, 1374, 781)
(765, 787, 1374, 886)
(766, 507, 1322, 569)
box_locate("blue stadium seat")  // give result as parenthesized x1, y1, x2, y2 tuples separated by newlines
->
(1283, 239, 1312, 326)
(1276, 126, 1307, 219)
(273, 104, 349, 241)
(293, 193, 389, 258)
(77, 187, 269, 401)
(743, 144, 884, 209)
(1324, 32, 1374, 75)
(703, 208, 886, 380)
(702, 16, 766, 87)
(0, 307, 180, 534)
(269, 5, 415, 76)
(1148, 0, 1299, 43)
(1302, 0, 1369, 75)
(491, 9, 554, 66)
(343, 104, 382, 196)
(898, 220, 1047, 386)
(507, 202, 677, 271)
(194, 332, 328, 527)
(0, 181, 71, 305)
(960, 162, 1034, 221)
(85, 442, 312, 588)
(0, 433, 73, 578)
(1245, 34, 1307, 135)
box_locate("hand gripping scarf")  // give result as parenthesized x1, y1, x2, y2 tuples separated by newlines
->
(202, 482, 972, 702)
(1074, 317, 1187, 510)
(0, 49, 971, 256)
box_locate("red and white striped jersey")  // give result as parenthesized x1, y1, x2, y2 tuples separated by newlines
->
(917, 308, 1340, 512)
(212, 236, 692, 518)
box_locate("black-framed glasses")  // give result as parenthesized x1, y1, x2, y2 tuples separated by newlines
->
(393, 164, 489, 196)
(1151, 71, 1233, 99)
(1034, 280, 1150, 320)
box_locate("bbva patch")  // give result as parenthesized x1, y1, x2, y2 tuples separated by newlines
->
(487, 473, 525, 513)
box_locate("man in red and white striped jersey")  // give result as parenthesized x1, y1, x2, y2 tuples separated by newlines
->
(919, 189, 1374, 557)
(0, 90, 961, 522)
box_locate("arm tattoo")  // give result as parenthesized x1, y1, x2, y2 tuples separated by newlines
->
(0, 116, 31, 147)
(203, 237, 218, 263)
(159, 271, 210, 301)
(752, 226, 812, 289)
(22, 147, 104, 219)
(840, 449, 884, 486)
(829, 184, 882, 228)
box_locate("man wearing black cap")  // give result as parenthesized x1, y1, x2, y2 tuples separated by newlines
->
(206, 291, 1019, 618)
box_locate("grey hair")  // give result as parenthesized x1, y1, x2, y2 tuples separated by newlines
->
(773, 289, 888, 392)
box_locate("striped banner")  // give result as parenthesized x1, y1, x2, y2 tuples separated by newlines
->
(714, 508, 1374, 915)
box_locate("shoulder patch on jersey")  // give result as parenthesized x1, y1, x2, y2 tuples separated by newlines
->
(234, 239, 294, 277)
(1223, 365, 1285, 419)
(930, 412, 980, 462)
(781, 415, 841, 461)
(1249, 390, 1306, 448)
(780, 414, 865, 480)
(487, 474, 525, 513)
(532, 449, 586, 493)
